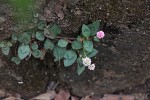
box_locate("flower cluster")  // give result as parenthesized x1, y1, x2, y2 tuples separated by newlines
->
(96, 31, 105, 39)
(82, 57, 95, 70)
(81, 31, 105, 71)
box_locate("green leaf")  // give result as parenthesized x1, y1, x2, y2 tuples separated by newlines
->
(44, 28, 56, 39)
(31, 42, 38, 50)
(50, 24, 61, 35)
(83, 40, 93, 52)
(58, 39, 68, 48)
(18, 44, 30, 60)
(71, 40, 82, 50)
(88, 20, 100, 36)
(87, 49, 98, 58)
(64, 50, 77, 67)
(18, 32, 31, 44)
(31, 17, 38, 23)
(77, 35, 83, 41)
(82, 24, 91, 38)
(0, 41, 8, 48)
(77, 63, 86, 75)
(32, 49, 42, 58)
(94, 36, 100, 42)
(11, 33, 18, 41)
(76, 57, 85, 75)
(53, 46, 66, 61)
(36, 31, 45, 41)
(44, 39, 54, 50)
(0, 41, 12, 48)
(7, 41, 13, 47)
(80, 50, 91, 58)
(2, 47, 10, 55)
(38, 21, 47, 30)
(11, 57, 21, 65)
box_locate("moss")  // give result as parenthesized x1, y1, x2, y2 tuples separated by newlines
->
(8, 0, 37, 24)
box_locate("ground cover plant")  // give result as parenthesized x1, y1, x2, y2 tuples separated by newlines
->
(0, 17, 105, 75)
(0, 0, 150, 99)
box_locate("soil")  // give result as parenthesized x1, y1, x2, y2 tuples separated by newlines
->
(0, 0, 150, 99)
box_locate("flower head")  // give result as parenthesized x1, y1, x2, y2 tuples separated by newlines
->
(96, 31, 105, 39)
(82, 57, 91, 66)
(88, 64, 95, 70)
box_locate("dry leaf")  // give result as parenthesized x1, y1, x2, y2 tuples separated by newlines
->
(0, 89, 6, 97)
(55, 90, 70, 100)
(30, 91, 56, 100)
(3, 96, 18, 100)
(82, 96, 100, 100)
(71, 96, 79, 100)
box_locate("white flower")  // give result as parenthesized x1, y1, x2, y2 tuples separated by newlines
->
(82, 57, 91, 66)
(88, 64, 95, 70)
(18, 81, 23, 84)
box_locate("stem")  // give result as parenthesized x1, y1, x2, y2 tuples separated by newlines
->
(56, 36, 76, 40)
(56, 36, 76, 43)
(83, 49, 86, 58)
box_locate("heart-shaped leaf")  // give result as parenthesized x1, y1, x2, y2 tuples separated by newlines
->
(11, 33, 18, 41)
(36, 31, 45, 41)
(31, 42, 38, 50)
(53, 46, 66, 61)
(77, 63, 86, 75)
(18, 32, 31, 44)
(88, 20, 100, 36)
(44, 28, 56, 39)
(38, 21, 47, 30)
(11, 57, 21, 65)
(32, 49, 42, 58)
(83, 40, 93, 52)
(44, 39, 54, 50)
(82, 24, 91, 38)
(58, 39, 68, 48)
(94, 36, 100, 42)
(18, 44, 30, 60)
(7, 41, 13, 47)
(0, 41, 7, 48)
(50, 24, 61, 36)
(64, 50, 77, 67)
(76, 57, 86, 75)
(2, 47, 10, 55)
(0, 41, 13, 48)
(87, 48, 98, 58)
(71, 40, 82, 50)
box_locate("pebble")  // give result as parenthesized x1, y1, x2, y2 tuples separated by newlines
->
(0, 89, 5, 97)
(0, 17, 5, 24)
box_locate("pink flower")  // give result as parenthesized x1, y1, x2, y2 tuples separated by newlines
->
(96, 31, 105, 39)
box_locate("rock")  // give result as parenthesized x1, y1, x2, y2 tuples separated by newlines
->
(67, 0, 80, 5)
(57, 0, 150, 96)
(0, 52, 54, 98)
(60, 24, 150, 96)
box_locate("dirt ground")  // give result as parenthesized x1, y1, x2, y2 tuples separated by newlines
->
(0, 0, 150, 99)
